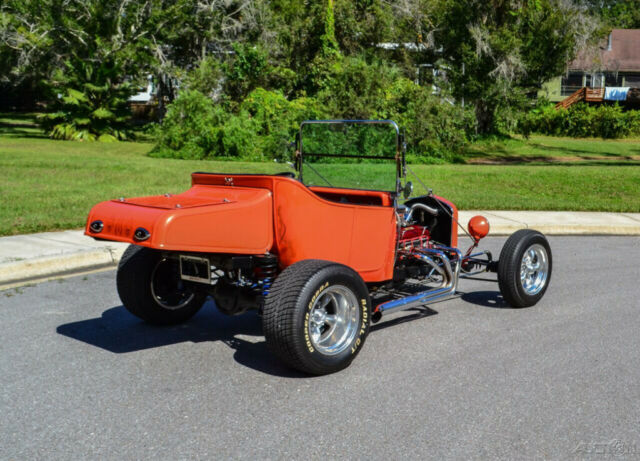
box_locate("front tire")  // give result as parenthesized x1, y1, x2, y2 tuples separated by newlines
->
(498, 229, 552, 308)
(263, 260, 371, 375)
(116, 245, 207, 325)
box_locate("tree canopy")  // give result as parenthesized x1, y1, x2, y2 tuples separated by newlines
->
(0, 0, 612, 141)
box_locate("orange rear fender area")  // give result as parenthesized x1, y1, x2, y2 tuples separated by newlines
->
(85, 185, 274, 254)
(86, 173, 398, 282)
(191, 173, 398, 282)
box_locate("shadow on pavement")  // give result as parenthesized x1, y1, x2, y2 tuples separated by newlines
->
(56, 300, 306, 378)
(370, 306, 438, 332)
(460, 290, 509, 308)
(58, 293, 500, 376)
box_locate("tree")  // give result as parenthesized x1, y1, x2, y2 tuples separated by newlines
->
(586, 0, 640, 28)
(0, 0, 161, 138)
(432, 0, 600, 133)
(0, 0, 272, 136)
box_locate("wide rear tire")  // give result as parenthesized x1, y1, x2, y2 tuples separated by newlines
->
(498, 229, 552, 308)
(116, 245, 206, 325)
(263, 260, 371, 375)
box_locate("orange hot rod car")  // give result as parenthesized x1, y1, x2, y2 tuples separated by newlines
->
(86, 120, 552, 375)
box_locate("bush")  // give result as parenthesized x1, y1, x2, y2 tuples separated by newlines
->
(152, 88, 327, 161)
(316, 56, 400, 118)
(151, 90, 227, 159)
(153, 58, 477, 163)
(240, 88, 327, 160)
(520, 103, 640, 139)
(39, 59, 136, 142)
(380, 78, 477, 162)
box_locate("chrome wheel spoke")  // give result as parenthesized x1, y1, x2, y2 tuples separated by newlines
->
(318, 294, 332, 310)
(519, 244, 549, 296)
(307, 285, 360, 356)
(324, 314, 338, 326)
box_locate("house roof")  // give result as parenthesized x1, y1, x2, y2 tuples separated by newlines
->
(570, 29, 640, 73)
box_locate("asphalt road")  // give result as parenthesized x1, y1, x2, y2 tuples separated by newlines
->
(1, 236, 640, 460)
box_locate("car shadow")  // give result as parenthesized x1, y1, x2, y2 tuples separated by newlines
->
(58, 294, 499, 376)
(56, 300, 306, 378)
(460, 290, 509, 308)
(370, 306, 438, 332)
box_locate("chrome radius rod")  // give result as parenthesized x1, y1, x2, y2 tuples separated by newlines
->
(375, 247, 462, 317)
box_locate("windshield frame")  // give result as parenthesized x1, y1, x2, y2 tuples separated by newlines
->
(298, 119, 405, 195)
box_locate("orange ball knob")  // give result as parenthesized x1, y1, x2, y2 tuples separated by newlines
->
(468, 215, 490, 241)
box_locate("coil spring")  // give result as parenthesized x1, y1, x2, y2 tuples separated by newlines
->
(254, 254, 278, 296)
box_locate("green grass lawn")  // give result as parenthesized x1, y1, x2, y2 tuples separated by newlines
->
(1, 116, 639, 236)
(463, 135, 640, 164)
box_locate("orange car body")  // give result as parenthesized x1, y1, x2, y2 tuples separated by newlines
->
(85, 172, 458, 283)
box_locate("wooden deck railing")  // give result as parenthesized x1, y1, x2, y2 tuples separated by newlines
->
(555, 87, 605, 109)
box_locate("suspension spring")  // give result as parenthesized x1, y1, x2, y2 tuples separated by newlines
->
(254, 253, 278, 296)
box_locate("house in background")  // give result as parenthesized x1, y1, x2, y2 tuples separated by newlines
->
(540, 29, 640, 103)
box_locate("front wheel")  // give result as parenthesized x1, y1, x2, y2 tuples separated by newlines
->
(262, 260, 371, 375)
(498, 229, 552, 308)
(116, 245, 207, 325)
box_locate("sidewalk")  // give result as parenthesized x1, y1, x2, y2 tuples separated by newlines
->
(0, 230, 128, 290)
(1, 211, 640, 290)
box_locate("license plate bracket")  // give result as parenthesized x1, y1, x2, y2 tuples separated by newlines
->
(179, 255, 211, 284)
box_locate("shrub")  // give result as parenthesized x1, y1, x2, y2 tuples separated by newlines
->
(240, 88, 327, 160)
(39, 59, 136, 142)
(151, 90, 227, 159)
(183, 56, 223, 99)
(316, 56, 400, 118)
(152, 88, 327, 161)
(380, 78, 477, 162)
(153, 62, 476, 163)
(520, 102, 640, 139)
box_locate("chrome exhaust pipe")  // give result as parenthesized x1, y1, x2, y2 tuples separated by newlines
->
(375, 248, 461, 317)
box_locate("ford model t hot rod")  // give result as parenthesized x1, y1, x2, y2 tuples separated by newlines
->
(86, 120, 552, 375)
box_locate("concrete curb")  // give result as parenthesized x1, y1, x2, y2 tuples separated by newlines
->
(0, 246, 128, 291)
(0, 231, 128, 290)
(1, 211, 640, 290)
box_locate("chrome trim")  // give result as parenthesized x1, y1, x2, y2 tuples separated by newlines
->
(520, 244, 549, 295)
(376, 247, 462, 316)
(89, 220, 103, 233)
(308, 285, 361, 356)
(405, 202, 438, 222)
(133, 227, 150, 242)
(179, 255, 212, 284)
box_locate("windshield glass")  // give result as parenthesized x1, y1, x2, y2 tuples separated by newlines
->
(299, 121, 399, 192)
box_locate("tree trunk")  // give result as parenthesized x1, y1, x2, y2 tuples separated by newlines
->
(475, 101, 495, 135)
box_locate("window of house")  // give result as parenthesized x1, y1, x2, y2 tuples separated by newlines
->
(561, 72, 584, 96)
(605, 73, 623, 87)
(625, 74, 640, 88)
(592, 73, 605, 88)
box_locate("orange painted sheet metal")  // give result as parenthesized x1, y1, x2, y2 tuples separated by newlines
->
(85, 185, 273, 254)
(192, 173, 397, 281)
(89, 172, 398, 282)
(272, 179, 397, 282)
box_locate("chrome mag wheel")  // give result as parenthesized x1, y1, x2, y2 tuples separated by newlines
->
(308, 285, 361, 356)
(520, 244, 549, 296)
